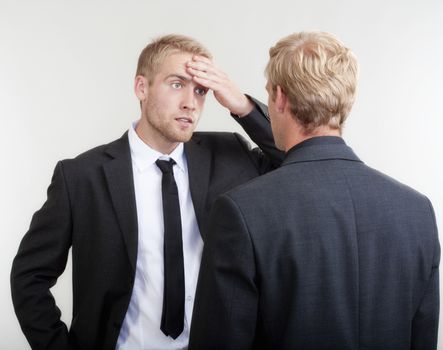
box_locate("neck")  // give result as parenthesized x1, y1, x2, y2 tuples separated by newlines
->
(135, 118, 179, 155)
(284, 125, 341, 152)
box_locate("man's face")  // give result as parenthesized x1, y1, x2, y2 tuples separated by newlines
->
(138, 52, 208, 152)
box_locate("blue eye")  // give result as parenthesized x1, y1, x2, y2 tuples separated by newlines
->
(171, 82, 182, 89)
(195, 87, 207, 96)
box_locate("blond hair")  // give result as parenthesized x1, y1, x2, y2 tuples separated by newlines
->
(266, 31, 358, 133)
(136, 34, 212, 83)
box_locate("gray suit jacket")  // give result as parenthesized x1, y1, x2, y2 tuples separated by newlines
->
(190, 136, 440, 350)
(11, 101, 283, 350)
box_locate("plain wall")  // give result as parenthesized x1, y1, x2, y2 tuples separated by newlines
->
(1, 0, 442, 348)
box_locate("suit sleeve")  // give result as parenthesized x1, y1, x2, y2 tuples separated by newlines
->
(189, 194, 258, 350)
(11, 161, 72, 349)
(232, 96, 285, 170)
(411, 200, 440, 350)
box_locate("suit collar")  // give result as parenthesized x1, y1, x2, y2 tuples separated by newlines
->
(103, 132, 139, 271)
(282, 136, 362, 166)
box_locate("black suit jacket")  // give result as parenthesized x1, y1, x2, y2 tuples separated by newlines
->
(11, 101, 283, 350)
(189, 136, 440, 350)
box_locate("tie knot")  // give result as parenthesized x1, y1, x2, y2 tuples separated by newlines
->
(156, 158, 176, 174)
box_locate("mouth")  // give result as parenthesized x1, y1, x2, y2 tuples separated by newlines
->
(175, 116, 194, 127)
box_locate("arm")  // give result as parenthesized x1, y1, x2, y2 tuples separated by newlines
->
(411, 201, 440, 349)
(233, 96, 284, 169)
(187, 56, 284, 169)
(189, 194, 258, 350)
(11, 161, 72, 349)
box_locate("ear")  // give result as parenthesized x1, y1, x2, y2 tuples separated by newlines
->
(275, 85, 288, 113)
(134, 75, 148, 102)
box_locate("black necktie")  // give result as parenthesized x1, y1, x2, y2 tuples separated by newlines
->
(155, 158, 185, 339)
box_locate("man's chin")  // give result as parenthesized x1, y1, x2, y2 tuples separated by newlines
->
(171, 131, 194, 143)
(181, 134, 194, 143)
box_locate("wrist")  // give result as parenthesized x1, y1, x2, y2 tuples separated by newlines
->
(232, 96, 254, 118)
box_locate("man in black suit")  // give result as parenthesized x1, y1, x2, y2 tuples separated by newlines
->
(189, 31, 440, 349)
(11, 34, 282, 349)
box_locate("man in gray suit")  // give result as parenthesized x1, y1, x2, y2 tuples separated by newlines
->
(189, 31, 440, 349)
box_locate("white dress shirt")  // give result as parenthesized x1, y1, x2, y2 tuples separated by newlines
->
(116, 121, 203, 350)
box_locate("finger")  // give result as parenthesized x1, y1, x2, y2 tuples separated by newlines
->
(189, 56, 224, 74)
(192, 55, 213, 65)
(192, 75, 222, 91)
(187, 62, 226, 81)
(187, 60, 218, 74)
(189, 57, 215, 72)
(187, 66, 225, 86)
(187, 61, 210, 72)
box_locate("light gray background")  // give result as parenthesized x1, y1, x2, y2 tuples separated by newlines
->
(1, 1, 442, 349)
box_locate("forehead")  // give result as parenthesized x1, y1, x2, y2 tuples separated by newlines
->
(157, 52, 193, 77)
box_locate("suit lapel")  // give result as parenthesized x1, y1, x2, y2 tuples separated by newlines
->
(103, 133, 138, 271)
(185, 135, 211, 238)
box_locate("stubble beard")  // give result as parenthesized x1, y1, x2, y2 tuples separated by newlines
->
(145, 103, 197, 145)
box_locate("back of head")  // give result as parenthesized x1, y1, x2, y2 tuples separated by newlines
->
(266, 31, 359, 133)
(136, 34, 212, 83)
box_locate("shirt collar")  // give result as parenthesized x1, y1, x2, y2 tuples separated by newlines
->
(128, 120, 186, 173)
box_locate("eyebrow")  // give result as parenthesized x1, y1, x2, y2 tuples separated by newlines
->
(165, 74, 191, 82)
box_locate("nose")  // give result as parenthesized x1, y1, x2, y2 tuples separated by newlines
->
(180, 86, 196, 111)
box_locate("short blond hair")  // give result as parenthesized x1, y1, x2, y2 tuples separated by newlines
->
(136, 34, 212, 83)
(266, 31, 358, 133)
